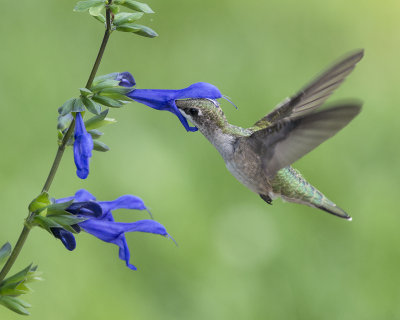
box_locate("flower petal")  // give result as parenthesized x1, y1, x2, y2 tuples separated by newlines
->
(127, 82, 222, 132)
(79, 219, 168, 269)
(74, 113, 94, 179)
(74, 189, 96, 202)
(98, 195, 146, 215)
(51, 228, 76, 251)
(117, 72, 136, 87)
(66, 201, 102, 218)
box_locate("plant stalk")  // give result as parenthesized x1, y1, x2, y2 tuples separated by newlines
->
(0, 2, 113, 283)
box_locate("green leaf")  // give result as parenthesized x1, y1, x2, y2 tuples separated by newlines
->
(74, 0, 105, 12)
(80, 88, 92, 96)
(57, 113, 73, 131)
(91, 79, 120, 92)
(93, 13, 106, 23)
(93, 140, 110, 152)
(115, 0, 154, 13)
(116, 23, 140, 32)
(92, 73, 118, 86)
(72, 97, 86, 113)
(46, 200, 74, 212)
(132, 24, 158, 38)
(110, 4, 120, 14)
(88, 129, 103, 139)
(82, 96, 102, 115)
(113, 12, 144, 25)
(92, 95, 124, 108)
(29, 192, 51, 213)
(89, 3, 105, 16)
(51, 215, 86, 228)
(0, 243, 11, 266)
(100, 86, 133, 95)
(0, 296, 30, 315)
(33, 215, 62, 233)
(58, 98, 76, 116)
(116, 23, 158, 38)
(85, 110, 117, 130)
(0, 281, 31, 296)
(1, 264, 32, 287)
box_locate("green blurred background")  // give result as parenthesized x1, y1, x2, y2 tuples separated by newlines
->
(1, 0, 399, 319)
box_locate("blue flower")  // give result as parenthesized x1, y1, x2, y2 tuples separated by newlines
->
(126, 81, 223, 132)
(52, 189, 170, 270)
(116, 72, 136, 88)
(73, 112, 94, 179)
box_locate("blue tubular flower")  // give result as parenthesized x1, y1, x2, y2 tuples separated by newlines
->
(73, 112, 94, 179)
(54, 189, 170, 270)
(126, 81, 223, 132)
(116, 72, 136, 88)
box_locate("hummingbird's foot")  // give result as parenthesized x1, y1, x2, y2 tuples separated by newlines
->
(259, 194, 273, 205)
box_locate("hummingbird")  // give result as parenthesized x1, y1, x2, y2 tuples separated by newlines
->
(175, 50, 363, 220)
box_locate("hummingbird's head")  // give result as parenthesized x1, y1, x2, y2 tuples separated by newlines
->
(176, 98, 228, 133)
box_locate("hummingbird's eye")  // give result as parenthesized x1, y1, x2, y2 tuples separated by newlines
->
(188, 108, 199, 116)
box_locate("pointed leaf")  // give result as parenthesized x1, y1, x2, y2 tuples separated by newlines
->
(132, 24, 158, 38)
(113, 12, 143, 25)
(92, 95, 124, 108)
(71, 97, 86, 113)
(80, 88, 92, 96)
(86, 117, 116, 130)
(116, 23, 140, 32)
(58, 98, 76, 116)
(116, 0, 154, 13)
(51, 215, 86, 227)
(110, 4, 120, 14)
(74, 0, 105, 12)
(93, 140, 110, 152)
(88, 129, 103, 139)
(92, 73, 118, 86)
(33, 215, 63, 233)
(89, 3, 105, 16)
(0, 296, 30, 315)
(85, 110, 117, 130)
(116, 23, 158, 38)
(91, 79, 120, 92)
(57, 113, 74, 131)
(82, 96, 102, 115)
(100, 86, 133, 95)
(47, 200, 74, 212)
(1, 264, 32, 286)
(93, 13, 106, 23)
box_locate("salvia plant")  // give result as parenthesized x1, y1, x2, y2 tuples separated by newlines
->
(0, 0, 223, 315)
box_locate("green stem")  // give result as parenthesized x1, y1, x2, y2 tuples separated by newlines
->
(0, 3, 113, 283)
(0, 226, 30, 282)
(42, 119, 76, 193)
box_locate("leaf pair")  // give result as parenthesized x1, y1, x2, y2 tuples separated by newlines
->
(74, 0, 158, 38)
(0, 243, 43, 315)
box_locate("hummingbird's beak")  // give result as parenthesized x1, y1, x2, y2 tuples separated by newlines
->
(175, 99, 190, 110)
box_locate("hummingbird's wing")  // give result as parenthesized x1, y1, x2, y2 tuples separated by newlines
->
(254, 50, 363, 126)
(245, 103, 361, 179)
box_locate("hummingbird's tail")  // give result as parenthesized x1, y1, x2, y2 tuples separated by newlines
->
(270, 166, 351, 220)
(313, 199, 351, 220)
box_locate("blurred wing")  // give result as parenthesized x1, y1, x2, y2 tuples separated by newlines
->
(247, 103, 362, 178)
(254, 49, 364, 126)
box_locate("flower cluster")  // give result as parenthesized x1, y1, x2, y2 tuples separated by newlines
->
(71, 71, 222, 180)
(53, 189, 170, 270)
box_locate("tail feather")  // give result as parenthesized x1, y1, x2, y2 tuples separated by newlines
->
(315, 202, 351, 220)
(271, 166, 352, 220)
